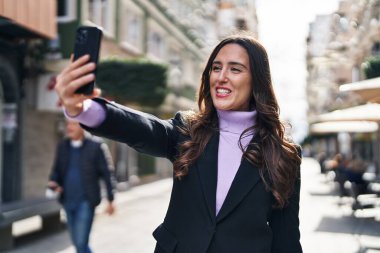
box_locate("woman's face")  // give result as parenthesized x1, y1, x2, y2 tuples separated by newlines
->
(209, 43, 253, 111)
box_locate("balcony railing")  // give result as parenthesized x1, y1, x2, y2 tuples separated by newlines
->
(0, 0, 57, 39)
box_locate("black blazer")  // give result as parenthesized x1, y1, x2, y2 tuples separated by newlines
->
(83, 98, 302, 253)
(49, 137, 115, 207)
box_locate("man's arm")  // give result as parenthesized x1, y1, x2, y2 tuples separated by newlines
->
(48, 143, 64, 193)
(97, 142, 116, 201)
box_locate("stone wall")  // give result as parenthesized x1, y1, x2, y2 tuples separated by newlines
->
(22, 107, 63, 199)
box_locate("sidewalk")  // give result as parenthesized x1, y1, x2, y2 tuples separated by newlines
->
(5, 158, 380, 253)
(299, 158, 380, 253)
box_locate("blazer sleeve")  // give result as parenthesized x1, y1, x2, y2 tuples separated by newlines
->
(96, 142, 116, 202)
(81, 97, 183, 161)
(269, 146, 302, 253)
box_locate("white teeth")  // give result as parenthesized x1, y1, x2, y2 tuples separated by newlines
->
(216, 88, 231, 94)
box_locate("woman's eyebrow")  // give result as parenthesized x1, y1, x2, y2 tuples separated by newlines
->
(229, 61, 247, 69)
(212, 60, 247, 69)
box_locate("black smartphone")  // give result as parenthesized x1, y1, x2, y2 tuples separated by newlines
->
(73, 26, 102, 95)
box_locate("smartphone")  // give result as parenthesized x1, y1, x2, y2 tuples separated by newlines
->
(73, 26, 103, 95)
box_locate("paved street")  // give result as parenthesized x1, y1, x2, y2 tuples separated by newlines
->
(4, 158, 380, 253)
(299, 159, 380, 253)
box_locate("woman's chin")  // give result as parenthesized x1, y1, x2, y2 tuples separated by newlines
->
(214, 104, 230, 111)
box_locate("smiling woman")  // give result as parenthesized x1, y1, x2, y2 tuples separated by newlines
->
(55, 34, 302, 253)
(209, 44, 253, 111)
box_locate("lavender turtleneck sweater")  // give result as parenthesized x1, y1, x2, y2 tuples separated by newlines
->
(67, 100, 257, 215)
(216, 109, 256, 214)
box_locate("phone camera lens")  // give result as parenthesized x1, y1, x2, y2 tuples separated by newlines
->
(76, 29, 88, 44)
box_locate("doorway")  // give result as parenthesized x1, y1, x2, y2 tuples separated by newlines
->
(0, 54, 21, 203)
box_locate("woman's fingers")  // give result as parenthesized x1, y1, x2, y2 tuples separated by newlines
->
(61, 54, 90, 76)
(64, 73, 95, 95)
(69, 62, 96, 82)
(69, 54, 90, 70)
(57, 63, 95, 95)
(55, 54, 100, 116)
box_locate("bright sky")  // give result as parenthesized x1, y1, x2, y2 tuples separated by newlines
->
(255, 0, 341, 143)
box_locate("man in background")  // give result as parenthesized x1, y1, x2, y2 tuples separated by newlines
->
(48, 119, 116, 253)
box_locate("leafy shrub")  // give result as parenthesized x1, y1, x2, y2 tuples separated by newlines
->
(363, 56, 380, 79)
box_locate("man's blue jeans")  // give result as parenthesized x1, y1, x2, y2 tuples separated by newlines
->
(64, 201, 95, 253)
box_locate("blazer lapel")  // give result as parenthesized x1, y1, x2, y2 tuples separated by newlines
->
(195, 132, 219, 222)
(216, 157, 261, 223)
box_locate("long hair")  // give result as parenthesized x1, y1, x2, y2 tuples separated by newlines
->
(173, 34, 301, 208)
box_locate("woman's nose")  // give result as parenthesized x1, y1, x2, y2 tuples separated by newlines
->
(217, 70, 228, 83)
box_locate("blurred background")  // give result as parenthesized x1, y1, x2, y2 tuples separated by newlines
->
(0, 0, 379, 252)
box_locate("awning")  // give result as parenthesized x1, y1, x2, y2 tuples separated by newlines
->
(310, 121, 379, 134)
(312, 103, 380, 123)
(0, 0, 57, 39)
(340, 77, 380, 103)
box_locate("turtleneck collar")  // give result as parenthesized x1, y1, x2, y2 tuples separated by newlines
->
(217, 109, 257, 135)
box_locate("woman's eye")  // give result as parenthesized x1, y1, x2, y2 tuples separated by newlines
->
(231, 68, 241, 73)
(212, 65, 222, 71)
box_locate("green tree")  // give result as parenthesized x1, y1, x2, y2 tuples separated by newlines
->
(363, 56, 380, 79)
(97, 58, 169, 107)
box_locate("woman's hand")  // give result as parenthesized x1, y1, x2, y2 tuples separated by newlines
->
(55, 54, 101, 116)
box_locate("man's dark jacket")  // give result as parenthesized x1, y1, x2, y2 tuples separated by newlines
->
(50, 137, 115, 207)
(83, 98, 302, 253)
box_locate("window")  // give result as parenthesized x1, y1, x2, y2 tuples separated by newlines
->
(352, 66, 360, 82)
(148, 31, 166, 58)
(236, 19, 247, 30)
(120, 6, 143, 54)
(88, 0, 97, 24)
(57, 0, 67, 17)
(88, 0, 112, 33)
(57, 0, 76, 23)
(339, 16, 349, 32)
(371, 42, 380, 56)
(127, 16, 142, 48)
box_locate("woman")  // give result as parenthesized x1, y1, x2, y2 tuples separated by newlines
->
(56, 34, 302, 253)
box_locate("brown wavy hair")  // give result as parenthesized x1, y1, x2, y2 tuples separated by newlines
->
(173, 34, 301, 208)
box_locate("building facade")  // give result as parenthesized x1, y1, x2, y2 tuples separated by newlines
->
(217, 0, 258, 39)
(306, 0, 380, 160)
(0, 0, 57, 203)
(306, 0, 380, 120)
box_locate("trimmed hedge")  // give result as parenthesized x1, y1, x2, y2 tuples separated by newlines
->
(97, 59, 169, 107)
(363, 56, 380, 79)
